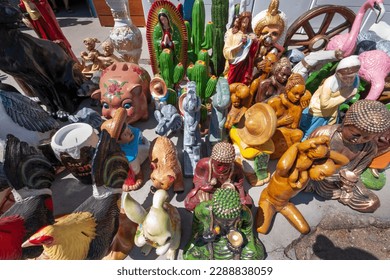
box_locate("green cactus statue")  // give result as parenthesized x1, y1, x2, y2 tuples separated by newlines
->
(192, 0, 205, 56)
(211, 0, 229, 77)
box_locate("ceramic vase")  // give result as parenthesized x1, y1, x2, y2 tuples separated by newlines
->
(50, 123, 99, 184)
(105, 0, 142, 63)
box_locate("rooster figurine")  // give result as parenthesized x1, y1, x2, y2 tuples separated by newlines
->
(0, 134, 56, 259)
(0, 215, 25, 259)
(22, 130, 132, 259)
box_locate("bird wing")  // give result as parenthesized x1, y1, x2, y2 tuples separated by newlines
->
(0, 90, 59, 133)
(91, 130, 129, 188)
(4, 135, 55, 190)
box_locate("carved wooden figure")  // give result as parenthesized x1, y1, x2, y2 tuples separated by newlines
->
(256, 136, 349, 234)
(267, 73, 311, 159)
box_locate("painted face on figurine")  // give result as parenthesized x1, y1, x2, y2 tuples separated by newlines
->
(102, 42, 114, 56)
(211, 159, 231, 175)
(275, 66, 291, 84)
(159, 14, 170, 30)
(118, 125, 134, 144)
(95, 62, 149, 124)
(287, 84, 305, 104)
(336, 66, 360, 86)
(213, 216, 239, 235)
(260, 25, 282, 47)
(341, 124, 378, 144)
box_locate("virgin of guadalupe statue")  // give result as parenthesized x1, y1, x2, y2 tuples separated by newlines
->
(146, 0, 188, 76)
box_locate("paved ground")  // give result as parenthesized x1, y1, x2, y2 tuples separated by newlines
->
(1, 1, 389, 260)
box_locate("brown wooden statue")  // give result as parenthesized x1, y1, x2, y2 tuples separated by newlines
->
(256, 136, 349, 234)
(225, 83, 252, 130)
(267, 73, 311, 159)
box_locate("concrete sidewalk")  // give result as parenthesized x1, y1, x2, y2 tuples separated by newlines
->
(1, 1, 389, 260)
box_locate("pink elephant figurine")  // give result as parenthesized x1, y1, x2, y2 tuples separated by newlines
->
(92, 62, 151, 124)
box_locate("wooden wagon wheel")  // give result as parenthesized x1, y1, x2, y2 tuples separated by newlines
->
(284, 5, 356, 53)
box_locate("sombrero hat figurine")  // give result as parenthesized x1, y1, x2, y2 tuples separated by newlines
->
(150, 75, 169, 111)
(101, 108, 150, 191)
(229, 102, 277, 187)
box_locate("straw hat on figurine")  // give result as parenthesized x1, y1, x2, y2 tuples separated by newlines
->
(100, 108, 127, 140)
(149, 75, 168, 99)
(236, 103, 277, 146)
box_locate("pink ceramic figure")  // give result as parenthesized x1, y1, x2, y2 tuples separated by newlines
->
(326, 0, 390, 100)
(91, 62, 151, 124)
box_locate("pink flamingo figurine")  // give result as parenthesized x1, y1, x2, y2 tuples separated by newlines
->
(326, 0, 390, 100)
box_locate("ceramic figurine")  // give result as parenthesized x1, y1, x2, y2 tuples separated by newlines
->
(18, 0, 78, 61)
(224, 83, 251, 130)
(307, 100, 390, 213)
(255, 56, 291, 103)
(97, 41, 122, 69)
(0, 1, 87, 117)
(256, 136, 349, 235)
(105, 0, 142, 63)
(147, 0, 188, 76)
(252, 0, 287, 62)
(123, 189, 181, 260)
(223, 11, 259, 85)
(325, 0, 389, 101)
(91, 62, 151, 124)
(208, 77, 231, 146)
(267, 73, 311, 159)
(1, 135, 56, 260)
(0, 89, 59, 147)
(154, 104, 183, 136)
(299, 56, 360, 140)
(50, 122, 99, 185)
(80, 37, 103, 76)
(100, 108, 150, 191)
(23, 130, 132, 260)
(182, 82, 202, 176)
(184, 186, 265, 260)
(184, 141, 252, 212)
(150, 75, 169, 110)
(230, 103, 277, 187)
(149, 136, 184, 193)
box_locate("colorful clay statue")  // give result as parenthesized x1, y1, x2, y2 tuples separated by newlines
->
(18, 0, 78, 61)
(146, 0, 188, 76)
(255, 56, 292, 103)
(22, 130, 131, 260)
(100, 108, 149, 191)
(182, 82, 202, 176)
(267, 73, 311, 159)
(184, 186, 265, 260)
(149, 136, 184, 193)
(123, 189, 181, 260)
(299, 56, 360, 140)
(184, 142, 252, 212)
(230, 103, 277, 187)
(223, 11, 259, 85)
(307, 100, 390, 213)
(91, 62, 151, 124)
(256, 136, 349, 235)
